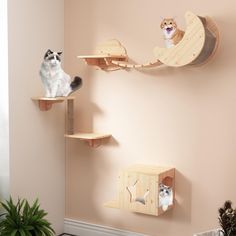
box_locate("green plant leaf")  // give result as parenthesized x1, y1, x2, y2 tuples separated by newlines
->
(0, 196, 55, 236)
(10, 229, 18, 236)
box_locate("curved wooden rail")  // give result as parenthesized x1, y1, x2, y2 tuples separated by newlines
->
(111, 59, 163, 68)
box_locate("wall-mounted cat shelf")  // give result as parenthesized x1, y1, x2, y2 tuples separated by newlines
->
(64, 99, 111, 148)
(78, 11, 219, 71)
(65, 132, 111, 148)
(32, 97, 111, 147)
(78, 40, 128, 71)
(78, 55, 127, 71)
(31, 96, 75, 111)
(104, 165, 175, 216)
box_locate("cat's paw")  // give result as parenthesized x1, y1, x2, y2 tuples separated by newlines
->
(162, 205, 169, 211)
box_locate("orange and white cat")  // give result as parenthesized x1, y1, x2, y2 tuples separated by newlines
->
(160, 18, 184, 48)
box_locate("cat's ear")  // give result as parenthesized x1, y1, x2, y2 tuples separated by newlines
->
(46, 49, 53, 55)
(44, 49, 53, 59)
(57, 51, 63, 56)
(160, 17, 165, 28)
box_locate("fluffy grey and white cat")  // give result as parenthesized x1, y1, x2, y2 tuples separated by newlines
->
(159, 183, 173, 211)
(40, 49, 82, 97)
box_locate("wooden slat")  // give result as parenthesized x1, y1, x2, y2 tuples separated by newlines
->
(66, 99, 74, 135)
(77, 55, 127, 59)
(65, 132, 111, 140)
(125, 165, 174, 175)
(111, 60, 163, 68)
(103, 200, 119, 209)
(31, 96, 75, 101)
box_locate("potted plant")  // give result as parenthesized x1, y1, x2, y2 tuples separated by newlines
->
(0, 197, 55, 236)
(219, 201, 236, 236)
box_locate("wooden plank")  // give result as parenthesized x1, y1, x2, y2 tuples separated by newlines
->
(66, 99, 74, 135)
(31, 96, 75, 101)
(65, 132, 111, 140)
(111, 60, 163, 68)
(77, 55, 127, 59)
(103, 200, 119, 209)
(125, 165, 173, 175)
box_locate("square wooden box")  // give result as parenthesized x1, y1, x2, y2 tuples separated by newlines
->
(104, 165, 175, 216)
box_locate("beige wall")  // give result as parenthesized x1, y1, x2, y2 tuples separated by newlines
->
(65, 0, 236, 235)
(8, 0, 65, 234)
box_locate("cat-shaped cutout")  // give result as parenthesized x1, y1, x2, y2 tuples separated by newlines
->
(159, 183, 173, 211)
(126, 180, 150, 205)
(40, 49, 82, 97)
(160, 18, 184, 48)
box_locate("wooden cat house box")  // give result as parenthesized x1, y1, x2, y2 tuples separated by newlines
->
(104, 165, 175, 216)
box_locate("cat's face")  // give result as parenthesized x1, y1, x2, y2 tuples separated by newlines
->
(159, 183, 172, 198)
(160, 18, 177, 35)
(44, 49, 62, 67)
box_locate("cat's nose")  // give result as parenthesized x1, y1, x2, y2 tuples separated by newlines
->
(51, 59, 58, 65)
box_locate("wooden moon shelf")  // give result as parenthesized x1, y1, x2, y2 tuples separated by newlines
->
(78, 11, 219, 71)
(31, 97, 75, 111)
(153, 11, 219, 67)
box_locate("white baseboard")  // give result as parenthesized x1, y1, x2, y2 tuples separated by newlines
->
(64, 218, 147, 236)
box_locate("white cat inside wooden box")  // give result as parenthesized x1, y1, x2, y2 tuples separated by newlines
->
(40, 49, 82, 98)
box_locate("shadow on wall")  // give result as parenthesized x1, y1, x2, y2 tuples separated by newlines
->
(100, 169, 192, 236)
(146, 169, 192, 223)
(173, 170, 192, 223)
(66, 140, 114, 219)
(65, 1, 198, 234)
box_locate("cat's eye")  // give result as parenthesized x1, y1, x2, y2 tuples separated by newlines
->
(164, 22, 167, 25)
(170, 22, 172, 24)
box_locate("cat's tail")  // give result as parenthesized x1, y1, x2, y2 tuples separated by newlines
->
(69, 76, 82, 95)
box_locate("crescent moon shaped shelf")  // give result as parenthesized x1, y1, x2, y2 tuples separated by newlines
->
(78, 11, 219, 71)
(153, 11, 219, 67)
